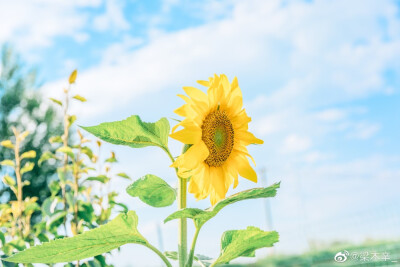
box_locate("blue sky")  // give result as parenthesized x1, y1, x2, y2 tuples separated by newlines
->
(1, 0, 400, 266)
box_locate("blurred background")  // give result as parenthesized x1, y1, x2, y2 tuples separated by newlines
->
(1, 0, 400, 266)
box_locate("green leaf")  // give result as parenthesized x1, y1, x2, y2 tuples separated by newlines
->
(20, 162, 35, 175)
(126, 174, 176, 207)
(46, 210, 68, 230)
(20, 150, 36, 160)
(0, 159, 15, 167)
(2, 174, 16, 187)
(0, 230, 5, 245)
(116, 172, 130, 179)
(49, 98, 62, 106)
(81, 146, 93, 160)
(73, 95, 87, 102)
(84, 175, 110, 184)
(81, 115, 170, 151)
(1, 140, 14, 149)
(5, 211, 147, 264)
(213, 227, 279, 265)
(39, 151, 57, 166)
(165, 183, 280, 228)
(164, 251, 178, 260)
(164, 251, 212, 267)
(56, 146, 74, 158)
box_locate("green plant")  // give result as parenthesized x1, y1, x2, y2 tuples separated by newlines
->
(0, 128, 41, 263)
(4, 73, 280, 266)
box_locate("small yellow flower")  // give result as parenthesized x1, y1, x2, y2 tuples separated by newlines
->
(170, 74, 263, 205)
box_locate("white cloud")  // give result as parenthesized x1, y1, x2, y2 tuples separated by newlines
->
(93, 0, 130, 32)
(282, 134, 312, 153)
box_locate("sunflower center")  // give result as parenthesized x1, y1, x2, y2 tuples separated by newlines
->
(202, 110, 234, 167)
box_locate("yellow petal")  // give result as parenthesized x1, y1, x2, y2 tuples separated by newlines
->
(183, 86, 208, 104)
(210, 167, 227, 200)
(197, 80, 209, 87)
(235, 130, 264, 145)
(171, 141, 209, 170)
(232, 154, 257, 183)
(169, 125, 201, 144)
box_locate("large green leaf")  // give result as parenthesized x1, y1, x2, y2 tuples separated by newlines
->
(213, 227, 279, 265)
(81, 115, 170, 151)
(165, 183, 280, 228)
(4, 211, 147, 264)
(126, 174, 176, 207)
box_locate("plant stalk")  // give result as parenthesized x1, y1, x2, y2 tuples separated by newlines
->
(187, 227, 201, 267)
(146, 243, 172, 267)
(12, 128, 23, 236)
(178, 177, 187, 267)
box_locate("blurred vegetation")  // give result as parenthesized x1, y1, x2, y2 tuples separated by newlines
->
(0, 45, 63, 205)
(226, 239, 400, 267)
(0, 57, 129, 266)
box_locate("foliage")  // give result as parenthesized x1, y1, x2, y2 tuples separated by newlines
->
(0, 45, 63, 205)
(1, 69, 129, 266)
(3, 73, 281, 267)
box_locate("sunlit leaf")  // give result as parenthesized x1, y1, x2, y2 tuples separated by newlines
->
(68, 115, 77, 127)
(69, 69, 77, 84)
(20, 162, 35, 175)
(165, 183, 280, 228)
(2, 174, 15, 187)
(73, 95, 86, 102)
(49, 136, 63, 144)
(38, 151, 57, 166)
(0, 159, 15, 167)
(126, 174, 176, 208)
(49, 98, 62, 106)
(84, 175, 110, 184)
(213, 227, 279, 265)
(20, 150, 36, 160)
(56, 146, 74, 158)
(81, 115, 170, 151)
(117, 172, 130, 179)
(5, 211, 148, 264)
(0, 140, 14, 149)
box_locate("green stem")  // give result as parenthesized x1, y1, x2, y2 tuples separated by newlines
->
(187, 227, 201, 267)
(146, 243, 172, 267)
(178, 177, 187, 267)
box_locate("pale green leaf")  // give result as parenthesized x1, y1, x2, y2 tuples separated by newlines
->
(69, 69, 77, 84)
(1, 140, 14, 149)
(56, 146, 74, 158)
(5, 211, 147, 264)
(0, 159, 15, 167)
(84, 175, 110, 184)
(73, 95, 86, 102)
(126, 174, 176, 207)
(117, 172, 130, 179)
(165, 183, 280, 228)
(20, 150, 36, 160)
(213, 227, 279, 265)
(81, 115, 170, 151)
(20, 162, 35, 175)
(49, 98, 62, 106)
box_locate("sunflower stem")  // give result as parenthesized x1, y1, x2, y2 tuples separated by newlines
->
(178, 177, 187, 267)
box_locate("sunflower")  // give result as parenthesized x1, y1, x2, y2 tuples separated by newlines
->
(170, 74, 263, 205)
